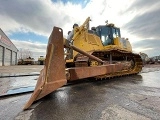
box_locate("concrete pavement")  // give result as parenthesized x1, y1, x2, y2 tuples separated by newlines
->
(0, 65, 43, 77)
(0, 65, 160, 120)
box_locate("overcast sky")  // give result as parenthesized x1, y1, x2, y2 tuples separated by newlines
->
(0, 0, 159, 60)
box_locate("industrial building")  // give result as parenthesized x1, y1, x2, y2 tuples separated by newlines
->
(0, 28, 18, 66)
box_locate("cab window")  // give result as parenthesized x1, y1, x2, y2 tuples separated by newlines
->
(100, 27, 112, 46)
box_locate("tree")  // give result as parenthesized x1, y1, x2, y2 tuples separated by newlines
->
(18, 48, 33, 60)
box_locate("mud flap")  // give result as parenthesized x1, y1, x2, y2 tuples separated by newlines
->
(24, 27, 67, 110)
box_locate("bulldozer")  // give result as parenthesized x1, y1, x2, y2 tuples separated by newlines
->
(24, 17, 142, 109)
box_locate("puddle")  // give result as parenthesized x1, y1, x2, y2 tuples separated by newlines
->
(11, 76, 38, 87)
(140, 71, 160, 88)
(7, 86, 34, 94)
(0, 86, 34, 97)
(0, 76, 38, 97)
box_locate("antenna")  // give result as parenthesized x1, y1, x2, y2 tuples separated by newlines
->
(105, 20, 108, 25)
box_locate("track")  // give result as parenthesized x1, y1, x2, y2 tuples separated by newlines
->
(74, 49, 143, 80)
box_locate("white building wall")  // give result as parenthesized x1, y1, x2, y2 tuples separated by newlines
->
(0, 28, 18, 66)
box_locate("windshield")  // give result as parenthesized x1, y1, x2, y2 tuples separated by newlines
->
(100, 27, 112, 46)
(101, 35, 112, 46)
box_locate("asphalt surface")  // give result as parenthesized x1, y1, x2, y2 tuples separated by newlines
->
(0, 65, 160, 120)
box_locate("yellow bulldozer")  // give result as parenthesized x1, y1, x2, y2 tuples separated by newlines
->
(24, 17, 142, 109)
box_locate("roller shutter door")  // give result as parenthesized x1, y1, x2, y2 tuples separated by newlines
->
(5, 49, 11, 66)
(0, 46, 3, 66)
(12, 52, 16, 65)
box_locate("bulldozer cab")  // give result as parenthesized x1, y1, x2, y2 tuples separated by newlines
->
(96, 25, 121, 46)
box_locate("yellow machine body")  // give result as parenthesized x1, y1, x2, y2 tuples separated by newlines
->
(66, 17, 132, 64)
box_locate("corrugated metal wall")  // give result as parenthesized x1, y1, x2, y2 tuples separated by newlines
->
(12, 51, 16, 65)
(0, 28, 18, 66)
(0, 45, 3, 66)
(5, 48, 11, 66)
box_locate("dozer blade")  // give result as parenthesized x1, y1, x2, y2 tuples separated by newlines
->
(24, 27, 67, 110)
